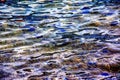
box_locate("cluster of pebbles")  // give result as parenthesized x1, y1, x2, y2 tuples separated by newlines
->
(0, 0, 120, 80)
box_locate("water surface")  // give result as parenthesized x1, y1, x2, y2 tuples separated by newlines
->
(0, 0, 120, 80)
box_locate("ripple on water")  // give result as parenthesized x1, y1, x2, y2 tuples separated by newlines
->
(0, 0, 120, 79)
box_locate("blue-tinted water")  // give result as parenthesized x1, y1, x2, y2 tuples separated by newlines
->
(0, 0, 120, 80)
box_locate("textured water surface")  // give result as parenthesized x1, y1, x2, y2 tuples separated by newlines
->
(0, 0, 120, 80)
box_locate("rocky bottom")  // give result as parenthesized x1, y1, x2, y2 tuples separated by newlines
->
(0, 0, 120, 80)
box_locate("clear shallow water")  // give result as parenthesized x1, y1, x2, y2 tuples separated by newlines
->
(0, 0, 120, 80)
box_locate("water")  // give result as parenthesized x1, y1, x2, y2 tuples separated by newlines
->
(0, 0, 120, 80)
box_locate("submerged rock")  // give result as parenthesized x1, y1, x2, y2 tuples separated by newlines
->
(0, 0, 120, 79)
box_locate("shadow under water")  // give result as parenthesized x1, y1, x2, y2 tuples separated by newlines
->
(0, 0, 120, 80)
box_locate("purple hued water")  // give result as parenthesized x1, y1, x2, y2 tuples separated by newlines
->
(0, 0, 120, 80)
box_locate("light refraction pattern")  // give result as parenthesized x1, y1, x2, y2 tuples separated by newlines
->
(0, 0, 120, 80)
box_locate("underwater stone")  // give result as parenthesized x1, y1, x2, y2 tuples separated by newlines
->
(0, 0, 120, 79)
